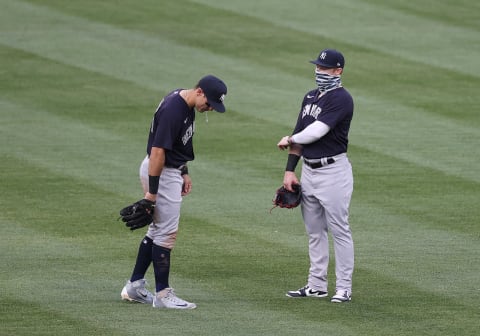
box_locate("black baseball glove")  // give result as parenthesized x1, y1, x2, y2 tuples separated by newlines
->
(119, 199, 155, 230)
(271, 184, 301, 211)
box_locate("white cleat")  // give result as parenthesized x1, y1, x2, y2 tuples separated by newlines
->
(153, 288, 196, 309)
(121, 279, 154, 304)
(331, 290, 352, 303)
(286, 285, 328, 298)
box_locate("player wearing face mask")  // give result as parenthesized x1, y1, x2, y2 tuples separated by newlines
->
(277, 49, 355, 303)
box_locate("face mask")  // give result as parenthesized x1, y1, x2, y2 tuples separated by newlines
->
(315, 69, 342, 92)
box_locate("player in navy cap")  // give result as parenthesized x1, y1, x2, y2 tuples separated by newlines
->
(197, 75, 227, 112)
(121, 75, 227, 309)
(277, 48, 355, 303)
(310, 48, 345, 68)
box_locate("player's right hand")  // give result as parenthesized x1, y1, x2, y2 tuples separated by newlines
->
(277, 136, 290, 150)
(144, 192, 157, 202)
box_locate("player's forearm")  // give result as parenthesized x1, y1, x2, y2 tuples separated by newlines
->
(285, 144, 302, 173)
(288, 143, 302, 156)
(291, 121, 330, 144)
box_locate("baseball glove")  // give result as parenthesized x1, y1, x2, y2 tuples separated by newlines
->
(271, 184, 302, 212)
(119, 199, 155, 231)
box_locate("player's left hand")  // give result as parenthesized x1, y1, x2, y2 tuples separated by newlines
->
(182, 174, 192, 196)
(283, 171, 300, 192)
(119, 199, 155, 231)
(271, 183, 302, 211)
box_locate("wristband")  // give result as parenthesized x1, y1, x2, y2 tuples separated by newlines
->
(148, 175, 160, 194)
(180, 165, 189, 176)
(285, 154, 300, 172)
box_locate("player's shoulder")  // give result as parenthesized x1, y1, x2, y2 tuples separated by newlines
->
(333, 87, 352, 99)
(326, 87, 353, 104)
(163, 89, 182, 105)
(156, 89, 186, 113)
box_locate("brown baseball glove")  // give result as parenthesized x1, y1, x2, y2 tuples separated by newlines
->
(271, 184, 301, 212)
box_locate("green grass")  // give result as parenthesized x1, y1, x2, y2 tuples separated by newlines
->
(1, 0, 479, 335)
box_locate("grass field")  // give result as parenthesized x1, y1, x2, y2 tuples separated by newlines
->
(1, 0, 479, 335)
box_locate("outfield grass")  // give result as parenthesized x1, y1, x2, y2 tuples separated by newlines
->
(1, 0, 479, 335)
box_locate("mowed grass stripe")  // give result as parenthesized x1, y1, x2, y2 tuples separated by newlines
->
(0, 99, 144, 196)
(0, 0, 305, 120)
(12, 0, 480, 125)
(350, 95, 480, 183)
(12, 0, 338, 79)
(190, 0, 480, 76)
(351, 201, 480, 307)
(5, 0, 477, 128)
(0, 44, 158, 120)
(0, 298, 131, 336)
(359, 0, 480, 30)
(350, 146, 479, 232)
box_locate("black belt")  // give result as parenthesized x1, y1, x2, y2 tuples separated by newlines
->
(303, 157, 335, 169)
(166, 164, 186, 169)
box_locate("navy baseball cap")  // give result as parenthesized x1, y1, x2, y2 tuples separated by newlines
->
(198, 75, 227, 112)
(310, 49, 345, 68)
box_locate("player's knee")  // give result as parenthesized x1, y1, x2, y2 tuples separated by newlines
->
(154, 232, 177, 250)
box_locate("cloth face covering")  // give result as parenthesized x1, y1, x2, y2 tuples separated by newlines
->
(315, 69, 342, 92)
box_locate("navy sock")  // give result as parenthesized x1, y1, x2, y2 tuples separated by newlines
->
(130, 236, 153, 282)
(152, 244, 171, 292)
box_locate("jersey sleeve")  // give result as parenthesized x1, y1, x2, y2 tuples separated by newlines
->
(317, 91, 353, 128)
(151, 100, 184, 151)
(151, 114, 176, 150)
(292, 92, 311, 134)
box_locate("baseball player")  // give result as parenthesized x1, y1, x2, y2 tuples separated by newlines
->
(277, 49, 354, 303)
(121, 75, 228, 309)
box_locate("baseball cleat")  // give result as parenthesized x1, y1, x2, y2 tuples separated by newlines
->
(121, 279, 154, 304)
(286, 285, 328, 298)
(153, 288, 196, 309)
(331, 290, 352, 303)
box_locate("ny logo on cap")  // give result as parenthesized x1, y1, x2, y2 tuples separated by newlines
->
(320, 52, 327, 60)
(219, 94, 226, 102)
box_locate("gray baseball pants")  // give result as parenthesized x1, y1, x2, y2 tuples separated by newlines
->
(300, 153, 354, 293)
(139, 156, 183, 250)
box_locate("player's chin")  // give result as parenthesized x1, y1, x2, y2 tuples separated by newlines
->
(199, 104, 213, 112)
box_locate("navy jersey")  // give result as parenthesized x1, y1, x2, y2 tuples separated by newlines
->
(293, 87, 353, 159)
(146, 89, 195, 167)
